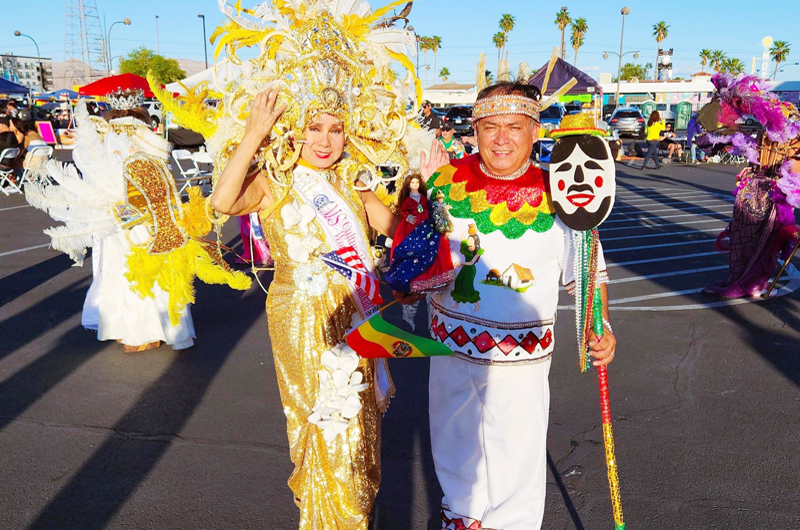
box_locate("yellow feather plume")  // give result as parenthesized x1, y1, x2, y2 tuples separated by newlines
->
(178, 187, 214, 239)
(148, 73, 220, 138)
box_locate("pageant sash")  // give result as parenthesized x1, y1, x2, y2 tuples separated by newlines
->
(292, 166, 379, 323)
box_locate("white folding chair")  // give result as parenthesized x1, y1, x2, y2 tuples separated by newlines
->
(0, 147, 22, 196)
(191, 150, 214, 193)
(20, 145, 54, 189)
(171, 149, 208, 195)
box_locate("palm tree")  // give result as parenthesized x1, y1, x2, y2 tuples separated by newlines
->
(770, 40, 791, 80)
(699, 49, 712, 73)
(492, 31, 506, 79)
(429, 36, 442, 85)
(570, 17, 588, 66)
(499, 14, 515, 61)
(555, 8, 571, 60)
(419, 36, 432, 86)
(721, 57, 745, 74)
(439, 67, 450, 83)
(644, 63, 653, 80)
(485, 70, 494, 86)
(652, 21, 669, 80)
(710, 50, 727, 72)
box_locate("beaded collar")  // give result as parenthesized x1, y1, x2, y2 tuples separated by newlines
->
(428, 155, 555, 239)
(479, 159, 532, 181)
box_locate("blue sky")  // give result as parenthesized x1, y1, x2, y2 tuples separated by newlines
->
(2, 0, 798, 83)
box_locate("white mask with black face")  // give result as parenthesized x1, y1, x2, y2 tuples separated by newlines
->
(549, 135, 616, 231)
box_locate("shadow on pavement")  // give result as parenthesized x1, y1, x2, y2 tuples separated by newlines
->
(0, 253, 76, 308)
(22, 278, 267, 530)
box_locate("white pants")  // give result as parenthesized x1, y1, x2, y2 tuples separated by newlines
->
(429, 356, 551, 530)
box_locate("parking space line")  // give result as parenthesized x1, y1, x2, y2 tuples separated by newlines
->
(608, 287, 705, 304)
(0, 243, 51, 258)
(608, 265, 728, 284)
(602, 227, 721, 241)
(601, 219, 725, 232)
(604, 238, 716, 253)
(603, 210, 730, 224)
(613, 198, 730, 211)
(609, 204, 732, 218)
(0, 205, 32, 212)
(616, 193, 731, 205)
(606, 251, 722, 268)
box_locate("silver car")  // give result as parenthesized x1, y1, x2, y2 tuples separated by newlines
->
(609, 107, 645, 138)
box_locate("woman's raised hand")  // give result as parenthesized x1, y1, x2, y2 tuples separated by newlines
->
(420, 138, 449, 181)
(244, 88, 287, 142)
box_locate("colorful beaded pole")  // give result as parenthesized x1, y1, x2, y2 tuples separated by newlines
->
(573, 229, 625, 530)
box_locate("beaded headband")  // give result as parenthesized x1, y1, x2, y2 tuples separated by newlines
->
(472, 95, 541, 121)
(108, 88, 145, 111)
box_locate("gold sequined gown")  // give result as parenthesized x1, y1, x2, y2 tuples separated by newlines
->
(260, 166, 381, 530)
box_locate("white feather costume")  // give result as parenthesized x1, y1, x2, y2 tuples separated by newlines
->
(25, 101, 197, 349)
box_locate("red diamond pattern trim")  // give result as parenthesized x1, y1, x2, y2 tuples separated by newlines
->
(540, 329, 553, 350)
(497, 335, 519, 355)
(450, 326, 470, 347)
(472, 331, 496, 353)
(520, 331, 540, 353)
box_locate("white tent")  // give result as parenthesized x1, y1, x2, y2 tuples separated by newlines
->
(165, 61, 242, 95)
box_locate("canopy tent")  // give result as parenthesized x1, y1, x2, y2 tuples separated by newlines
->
(0, 77, 31, 95)
(78, 73, 154, 98)
(164, 62, 242, 96)
(39, 88, 79, 100)
(527, 57, 601, 96)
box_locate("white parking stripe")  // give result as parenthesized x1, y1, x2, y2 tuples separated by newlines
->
(617, 193, 731, 205)
(608, 204, 731, 218)
(0, 204, 32, 212)
(601, 219, 725, 232)
(606, 251, 722, 268)
(608, 288, 705, 304)
(604, 238, 716, 253)
(0, 243, 51, 258)
(607, 265, 728, 284)
(613, 198, 729, 211)
(603, 211, 730, 225)
(602, 228, 721, 241)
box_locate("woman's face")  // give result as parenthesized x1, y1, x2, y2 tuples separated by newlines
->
(409, 177, 420, 193)
(467, 236, 476, 251)
(301, 113, 345, 170)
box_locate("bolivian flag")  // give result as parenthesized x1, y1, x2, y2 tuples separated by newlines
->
(347, 314, 453, 359)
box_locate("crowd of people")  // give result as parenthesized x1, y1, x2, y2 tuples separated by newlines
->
(0, 101, 48, 180)
(9, 1, 800, 530)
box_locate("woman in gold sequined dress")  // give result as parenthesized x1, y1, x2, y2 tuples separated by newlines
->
(212, 84, 445, 528)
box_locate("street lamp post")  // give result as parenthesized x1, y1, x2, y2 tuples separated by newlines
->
(13, 31, 44, 92)
(612, 7, 630, 108)
(603, 49, 639, 108)
(107, 18, 132, 74)
(198, 14, 208, 69)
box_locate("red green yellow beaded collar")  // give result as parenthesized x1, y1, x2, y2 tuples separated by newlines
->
(427, 154, 555, 239)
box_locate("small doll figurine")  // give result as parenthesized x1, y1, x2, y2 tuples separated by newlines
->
(384, 174, 456, 294)
(432, 189, 453, 234)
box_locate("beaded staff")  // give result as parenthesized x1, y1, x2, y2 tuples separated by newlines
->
(573, 229, 625, 530)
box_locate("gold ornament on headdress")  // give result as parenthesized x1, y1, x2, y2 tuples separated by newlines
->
(152, 0, 429, 210)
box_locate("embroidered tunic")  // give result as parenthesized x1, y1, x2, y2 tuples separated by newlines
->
(427, 155, 608, 366)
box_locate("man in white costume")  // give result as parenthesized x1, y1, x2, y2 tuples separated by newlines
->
(424, 81, 617, 530)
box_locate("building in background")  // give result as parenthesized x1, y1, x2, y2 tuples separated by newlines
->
(1, 53, 53, 92)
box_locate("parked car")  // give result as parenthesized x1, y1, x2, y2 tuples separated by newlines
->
(143, 100, 163, 129)
(609, 106, 645, 138)
(539, 103, 565, 132)
(444, 105, 474, 136)
(564, 100, 583, 115)
(602, 104, 616, 122)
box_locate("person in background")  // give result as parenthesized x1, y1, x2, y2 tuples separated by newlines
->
(439, 122, 466, 160)
(5, 99, 19, 118)
(420, 100, 443, 136)
(659, 122, 683, 160)
(641, 110, 665, 170)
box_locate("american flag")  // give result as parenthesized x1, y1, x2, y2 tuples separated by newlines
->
(321, 247, 384, 305)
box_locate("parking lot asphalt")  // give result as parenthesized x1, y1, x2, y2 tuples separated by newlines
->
(1, 159, 800, 530)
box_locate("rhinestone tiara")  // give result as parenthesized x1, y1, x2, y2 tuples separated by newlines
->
(108, 88, 145, 111)
(472, 95, 541, 121)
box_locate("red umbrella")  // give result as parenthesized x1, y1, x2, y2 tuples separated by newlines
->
(78, 73, 154, 98)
